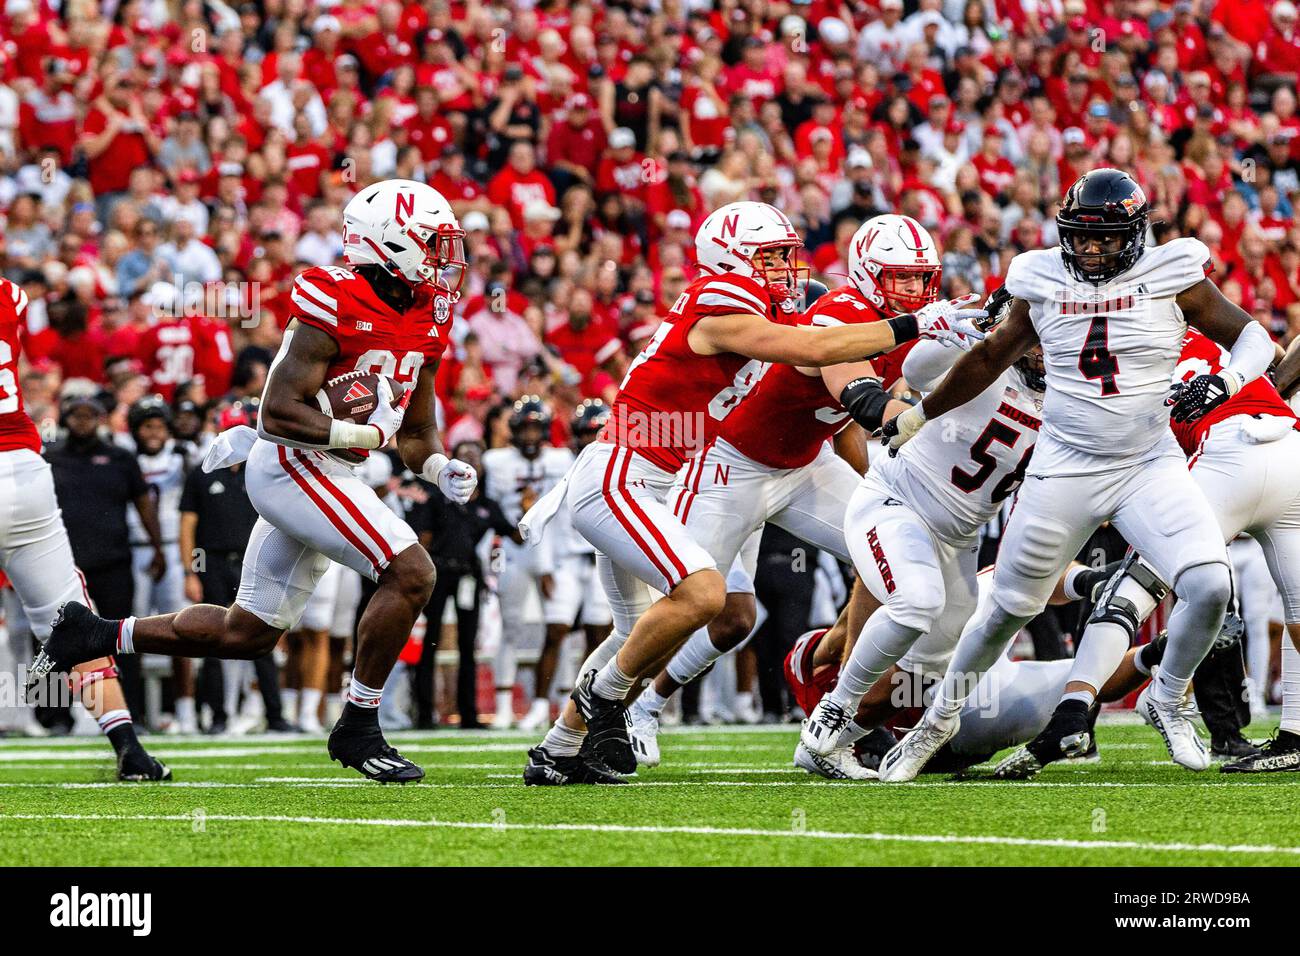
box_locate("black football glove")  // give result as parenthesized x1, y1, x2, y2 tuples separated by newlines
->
(1167, 372, 1241, 424)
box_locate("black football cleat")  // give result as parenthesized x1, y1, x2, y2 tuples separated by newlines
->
(523, 745, 627, 786)
(994, 699, 1092, 780)
(571, 670, 636, 774)
(328, 719, 424, 783)
(1220, 732, 1297, 772)
(854, 726, 900, 772)
(26, 602, 120, 695)
(1212, 733, 1262, 762)
(117, 747, 172, 782)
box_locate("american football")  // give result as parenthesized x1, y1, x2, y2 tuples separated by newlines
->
(316, 370, 405, 425)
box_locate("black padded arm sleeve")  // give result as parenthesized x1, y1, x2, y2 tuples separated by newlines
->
(839, 376, 892, 431)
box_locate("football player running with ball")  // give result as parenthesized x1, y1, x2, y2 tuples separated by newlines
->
(29, 180, 477, 783)
(878, 169, 1277, 781)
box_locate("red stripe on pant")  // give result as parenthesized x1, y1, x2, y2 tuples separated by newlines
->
(601, 447, 679, 588)
(294, 451, 396, 564)
(278, 446, 381, 571)
(672, 454, 698, 518)
(678, 440, 713, 524)
(615, 448, 690, 583)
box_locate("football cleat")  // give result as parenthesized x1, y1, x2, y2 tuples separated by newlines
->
(627, 699, 661, 768)
(879, 709, 960, 783)
(523, 745, 627, 786)
(1211, 733, 1262, 762)
(794, 740, 877, 780)
(1221, 730, 1300, 774)
(117, 748, 172, 782)
(327, 719, 424, 783)
(26, 602, 119, 695)
(998, 698, 1093, 780)
(1136, 684, 1211, 771)
(800, 698, 852, 756)
(571, 670, 636, 774)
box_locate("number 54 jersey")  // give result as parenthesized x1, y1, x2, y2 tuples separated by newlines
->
(1004, 237, 1211, 475)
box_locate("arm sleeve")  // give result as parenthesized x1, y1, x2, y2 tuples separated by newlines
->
(902, 338, 961, 392)
(1223, 320, 1276, 388)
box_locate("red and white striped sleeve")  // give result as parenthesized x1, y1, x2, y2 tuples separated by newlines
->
(693, 275, 771, 319)
(290, 268, 341, 333)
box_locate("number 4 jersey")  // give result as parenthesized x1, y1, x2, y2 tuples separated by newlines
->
(1004, 237, 1211, 474)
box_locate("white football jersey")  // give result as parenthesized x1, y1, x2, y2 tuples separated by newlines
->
(129, 441, 188, 545)
(1005, 238, 1210, 473)
(483, 444, 575, 528)
(871, 362, 1043, 546)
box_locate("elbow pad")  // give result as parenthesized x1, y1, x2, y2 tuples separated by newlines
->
(839, 376, 892, 431)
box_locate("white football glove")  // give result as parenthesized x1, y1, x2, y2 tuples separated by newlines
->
(880, 403, 927, 455)
(917, 294, 987, 350)
(366, 376, 410, 445)
(424, 453, 478, 504)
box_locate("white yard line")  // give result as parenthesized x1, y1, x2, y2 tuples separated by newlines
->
(1, 810, 1295, 856)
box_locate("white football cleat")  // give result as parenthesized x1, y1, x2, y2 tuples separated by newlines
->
(878, 708, 960, 783)
(298, 714, 324, 735)
(1137, 684, 1211, 771)
(801, 698, 852, 756)
(794, 740, 877, 780)
(628, 699, 661, 768)
(517, 698, 551, 732)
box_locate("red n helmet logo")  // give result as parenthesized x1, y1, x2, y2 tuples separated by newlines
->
(394, 191, 416, 226)
(720, 214, 740, 239)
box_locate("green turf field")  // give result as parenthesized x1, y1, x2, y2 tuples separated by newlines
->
(0, 717, 1296, 866)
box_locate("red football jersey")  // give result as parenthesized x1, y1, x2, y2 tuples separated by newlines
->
(721, 285, 911, 470)
(1171, 327, 1296, 457)
(137, 316, 233, 403)
(0, 278, 42, 454)
(602, 272, 788, 473)
(288, 266, 451, 389)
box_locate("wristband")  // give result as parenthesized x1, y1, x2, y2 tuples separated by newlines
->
(329, 419, 382, 450)
(421, 453, 449, 484)
(886, 313, 919, 345)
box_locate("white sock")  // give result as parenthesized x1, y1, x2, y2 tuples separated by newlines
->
(540, 718, 585, 757)
(1062, 565, 1092, 602)
(1281, 638, 1300, 735)
(300, 688, 322, 724)
(830, 611, 921, 712)
(839, 720, 869, 747)
(1152, 668, 1192, 706)
(495, 688, 513, 715)
(1059, 690, 1094, 706)
(346, 677, 383, 709)
(591, 659, 635, 701)
(281, 688, 299, 721)
(1065, 621, 1130, 701)
(116, 617, 136, 655)
(97, 709, 132, 734)
(665, 628, 724, 685)
(175, 696, 196, 727)
(221, 660, 241, 716)
(639, 686, 669, 716)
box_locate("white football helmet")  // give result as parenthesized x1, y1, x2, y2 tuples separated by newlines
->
(695, 201, 806, 301)
(847, 214, 942, 314)
(343, 179, 466, 297)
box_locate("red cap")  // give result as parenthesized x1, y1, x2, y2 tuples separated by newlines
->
(946, 119, 966, 135)
(1068, 15, 1087, 29)
(566, 92, 591, 110)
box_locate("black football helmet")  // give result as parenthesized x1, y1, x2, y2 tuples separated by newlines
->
(570, 398, 610, 449)
(128, 395, 173, 438)
(982, 285, 1046, 393)
(509, 395, 552, 458)
(1056, 168, 1149, 284)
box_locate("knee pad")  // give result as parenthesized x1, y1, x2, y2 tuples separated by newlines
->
(1088, 553, 1169, 642)
(1007, 520, 1071, 583)
(887, 580, 945, 635)
(1176, 561, 1232, 612)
